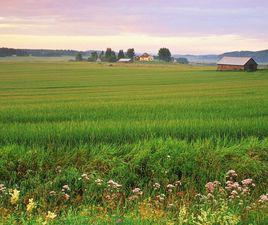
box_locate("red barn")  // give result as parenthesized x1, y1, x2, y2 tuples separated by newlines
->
(217, 57, 258, 71)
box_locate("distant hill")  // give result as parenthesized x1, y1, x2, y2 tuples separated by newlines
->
(173, 54, 219, 64)
(220, 50, 268, 64)
(174, 50, 268, 64)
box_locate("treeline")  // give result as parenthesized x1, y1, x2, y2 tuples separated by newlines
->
(0, 48, 79, 57)
(0, 48, 29, 57)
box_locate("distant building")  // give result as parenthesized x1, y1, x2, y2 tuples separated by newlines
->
(217, 57, 258, 71)
(117, 58, 132, 63)
(139, 53, 154, 62)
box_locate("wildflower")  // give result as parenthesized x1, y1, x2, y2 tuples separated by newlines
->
(175, 181, 182, 187)
(132, 188, 143, 196)
(63, 193, 70, 201)
(128, 195, 139, 201)
(242, 187, 250, 196)
(46, 211, 57, 220)
(156, 194, 165, 202)
(167, 184, 175, 192)
(207, 193, 214, 199)
(259, 194, 268, 203)
(153, 183, 161, 190)
(167, 155, 171, 159)
(81, 173, 90, 181)
(205, 182, 215, 193)
(231, 190, 238, 196)
(242, 179, 252, 186)
(10, 189, 20, 205)
(226, 170, 238, 181)
(62, 185, 70, 191)
(95, 178, 103, 186)
(107, 180, 122, 189)
(0, 184, 6, 193)
(56, 166, 62, 173)
(26, 198, 36, 214)
(49, 191, 56, 196)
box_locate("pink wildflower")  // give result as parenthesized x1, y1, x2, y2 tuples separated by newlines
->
(205, 182, 215, 193)
(259, 194, 268, 203)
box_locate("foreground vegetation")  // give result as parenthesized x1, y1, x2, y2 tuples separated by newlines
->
(0, 62, 267, 224)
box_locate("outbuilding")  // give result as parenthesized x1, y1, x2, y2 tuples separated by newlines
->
(117, 58, 132, 63)
(217, 57, 258, 71)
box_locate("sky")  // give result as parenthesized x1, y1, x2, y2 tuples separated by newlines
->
(0, 0, 268, 54)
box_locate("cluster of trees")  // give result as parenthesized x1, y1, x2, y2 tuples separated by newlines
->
(76, 48, 136, 62)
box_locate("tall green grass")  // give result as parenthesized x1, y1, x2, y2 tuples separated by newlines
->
(0, 62, 267, 146)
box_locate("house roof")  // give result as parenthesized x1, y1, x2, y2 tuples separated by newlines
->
(118, 58, 132, 62)
(140, 53, 151, 58)
(217, 57, 256, 66)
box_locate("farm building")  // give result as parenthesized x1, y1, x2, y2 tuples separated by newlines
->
(139, 53, 154, 62)
(217, 57, 258, 71)
(117, 58, 132, 63)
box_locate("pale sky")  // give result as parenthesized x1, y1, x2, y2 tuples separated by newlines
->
(0, 0, 268, 54)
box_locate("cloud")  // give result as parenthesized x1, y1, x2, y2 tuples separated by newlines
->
(0, 34, 267, 54)
(0, 0, 267, 53)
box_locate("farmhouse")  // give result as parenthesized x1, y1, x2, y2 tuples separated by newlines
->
(217, 57, 258, 71)
(117, 58, 132, 63)
(139, 53, 154, 62)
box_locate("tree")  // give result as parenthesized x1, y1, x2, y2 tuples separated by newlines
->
(158, 48, 172, 62)
(104, 48, 117, 62)
(177, 57, 189, 64)
(126, 48, 135, 60)
(90, 51, 98, 61)
(75, 52, 83, 61)
(99, 51, 105, 61)
(118, 50, 125, 60)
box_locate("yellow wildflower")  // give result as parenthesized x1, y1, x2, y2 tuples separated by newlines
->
(46, 211, 57, 220)
(10, 189, 20, 205)
(26, 198, 36, 213)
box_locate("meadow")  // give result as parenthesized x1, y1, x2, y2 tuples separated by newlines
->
(0, 61, 267, 224)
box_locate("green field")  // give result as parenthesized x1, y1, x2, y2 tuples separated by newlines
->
(0, 62, 267, 224)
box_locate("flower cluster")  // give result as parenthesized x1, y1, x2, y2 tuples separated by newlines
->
(81, 173, 90, 181)
(224, 170, 256, 200)
(129, 188, 143, 201)
(166, 184, 175, 193)
(107, 180, 122, 189)
(258, 194, 268, 204)
(153, 183, 161, 190)
(205, 181, 221, 194)
(95, 178, 104, 186)
(62, 185, 70, 201)
(0, 184, 6, 193)
(26, 198, 36, 214)
(10, 189, 20, 205)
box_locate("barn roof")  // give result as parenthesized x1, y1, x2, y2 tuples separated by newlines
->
(217, 57, 256, 66)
